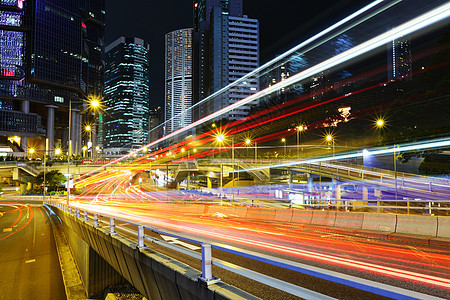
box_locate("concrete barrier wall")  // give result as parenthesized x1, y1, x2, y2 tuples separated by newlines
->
(291, 210, 313, 224)
(274, 209, 293, 223)
(334, 212, 364, 230)
(437, 217, 450, 238)
(362, 213, 397, 232)
(53, 207, 257, 300)
(395, 215, 438, 236)
(311, 211, 336, 227)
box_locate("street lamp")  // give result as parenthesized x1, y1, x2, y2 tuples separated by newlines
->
(281, 138, 286, 158)
(82, 146, 87, 158)
(376, 119, 385, 128)
(86, 95, 103, 159)
(85, 125, 92, 159)
(215, 134, 226, 199)
(326, 134, 335, 157)
(296, 125, 306, 158)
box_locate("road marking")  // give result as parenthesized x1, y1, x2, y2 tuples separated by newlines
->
(160, 235, 201, 250)
(25, 259, 35, 264)
(232, 227, 284, 236)
(3, 228, 12, 232)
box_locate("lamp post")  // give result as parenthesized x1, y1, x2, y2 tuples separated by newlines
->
(326, 135, 334, 157)
(216, 134, 225, 199)
(82, 146, 87, 158)
(87, 95, 102, 159)
(67, 100, 71, 205)
(281, 138, 286, 158)
(43, 139, 48, 202)
(85, 125, 92, 159)
(296, 125, 305, 158)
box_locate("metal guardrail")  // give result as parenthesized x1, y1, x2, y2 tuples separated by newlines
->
(44, 199, 446, 300)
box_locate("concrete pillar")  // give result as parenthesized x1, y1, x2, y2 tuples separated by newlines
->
(362, 186, 368, 201)
(77, 113, 83, 156)
(71, 109, 80, 156)
(307, 173, 313, 201)
(92, 122, 97, 158)
(21, 100, 29, 151)
(46, 105, 58, 157)
(289, 171, 293, 189)
(207, 177, 212, 189)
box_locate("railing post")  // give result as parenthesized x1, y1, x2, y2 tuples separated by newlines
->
(201, 244, 212, 280)
(137, 225, 144, 248)
(94, 214, 98, 227)
(110, 218, 115, 234)
(84, 211, 88, 222)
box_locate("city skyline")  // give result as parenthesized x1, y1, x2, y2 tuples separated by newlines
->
(105, 0, 373, 107)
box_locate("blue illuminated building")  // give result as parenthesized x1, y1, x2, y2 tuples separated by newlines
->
(103, 37, 150, 155)
(0, 0, 105, 156)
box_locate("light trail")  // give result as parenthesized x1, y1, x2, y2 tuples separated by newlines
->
(77, 2, 450, 181)
(69, 200, 450, 292)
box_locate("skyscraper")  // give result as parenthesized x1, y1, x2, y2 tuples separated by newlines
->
(165, 29, 193, 134)
(104, 37, 150, 155)
(0, 0, 105, 156)
(388, 36, 412, 81)
(193, 0, 260, 121)
(209, 11, 259, 119)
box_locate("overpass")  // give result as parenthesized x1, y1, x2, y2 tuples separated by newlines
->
(44, 199, 450, 299)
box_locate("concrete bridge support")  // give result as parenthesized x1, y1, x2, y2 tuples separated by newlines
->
(51, 206, 256, 300)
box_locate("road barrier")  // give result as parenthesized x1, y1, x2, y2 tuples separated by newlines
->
(44, 199, 443, 300)
(334, 212, 364, 229)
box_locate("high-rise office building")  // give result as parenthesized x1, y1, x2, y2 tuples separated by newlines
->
(149, 106, 163, 144)
(193, 0, 260, 121)
(104, 37, 150, 155)
(0, 0, 105, 156)
(165, 29, 193, 134)
(388, 36, 412, 81)
(209, 11, 259, 119)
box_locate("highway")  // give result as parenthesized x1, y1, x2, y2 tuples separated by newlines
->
(0, 202, 66, 300)
(68, 197, 450, 299)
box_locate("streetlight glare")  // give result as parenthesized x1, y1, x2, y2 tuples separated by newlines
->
(85, 125, 91, 131)
(216, 134, 225, 142)
(55, 148, 61, 155)
(326, 135, 333, 142)
(245, 138, 251, 145)
(91, 99, 99, 108)
(376, 119, 385, 127)
(29, 148, 35, 154)
(281, 138, 286, 142)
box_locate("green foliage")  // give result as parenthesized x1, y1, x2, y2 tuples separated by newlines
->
(419, 153, 450, 175)
(34, 170, 67, 191)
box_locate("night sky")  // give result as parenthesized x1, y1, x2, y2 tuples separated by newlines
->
(104, 0, 373, 107)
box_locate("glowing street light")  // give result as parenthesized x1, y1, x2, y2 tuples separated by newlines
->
(296, 125, 306, 158)
(376, 119, 385, 128)
(55, 148, 62, 156)
(325, 134, 335, 157)
(281, 138, 286, 158)
(85, 124, 92, 159)
(216, 134, 225, 142)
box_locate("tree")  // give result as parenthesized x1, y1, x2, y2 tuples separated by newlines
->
(34, 170, 67, 192)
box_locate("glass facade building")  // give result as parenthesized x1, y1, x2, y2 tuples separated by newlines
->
(193, 0, 259, 120)
(104, 37, 150, 155)
(0, 0, 105, 155)
(165, 29, 193, 134)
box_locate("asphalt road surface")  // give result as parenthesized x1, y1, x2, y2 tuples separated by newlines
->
(0, 202, 66, 300)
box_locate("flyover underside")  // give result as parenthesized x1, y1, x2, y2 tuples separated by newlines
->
(52, 206, 256, 300)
